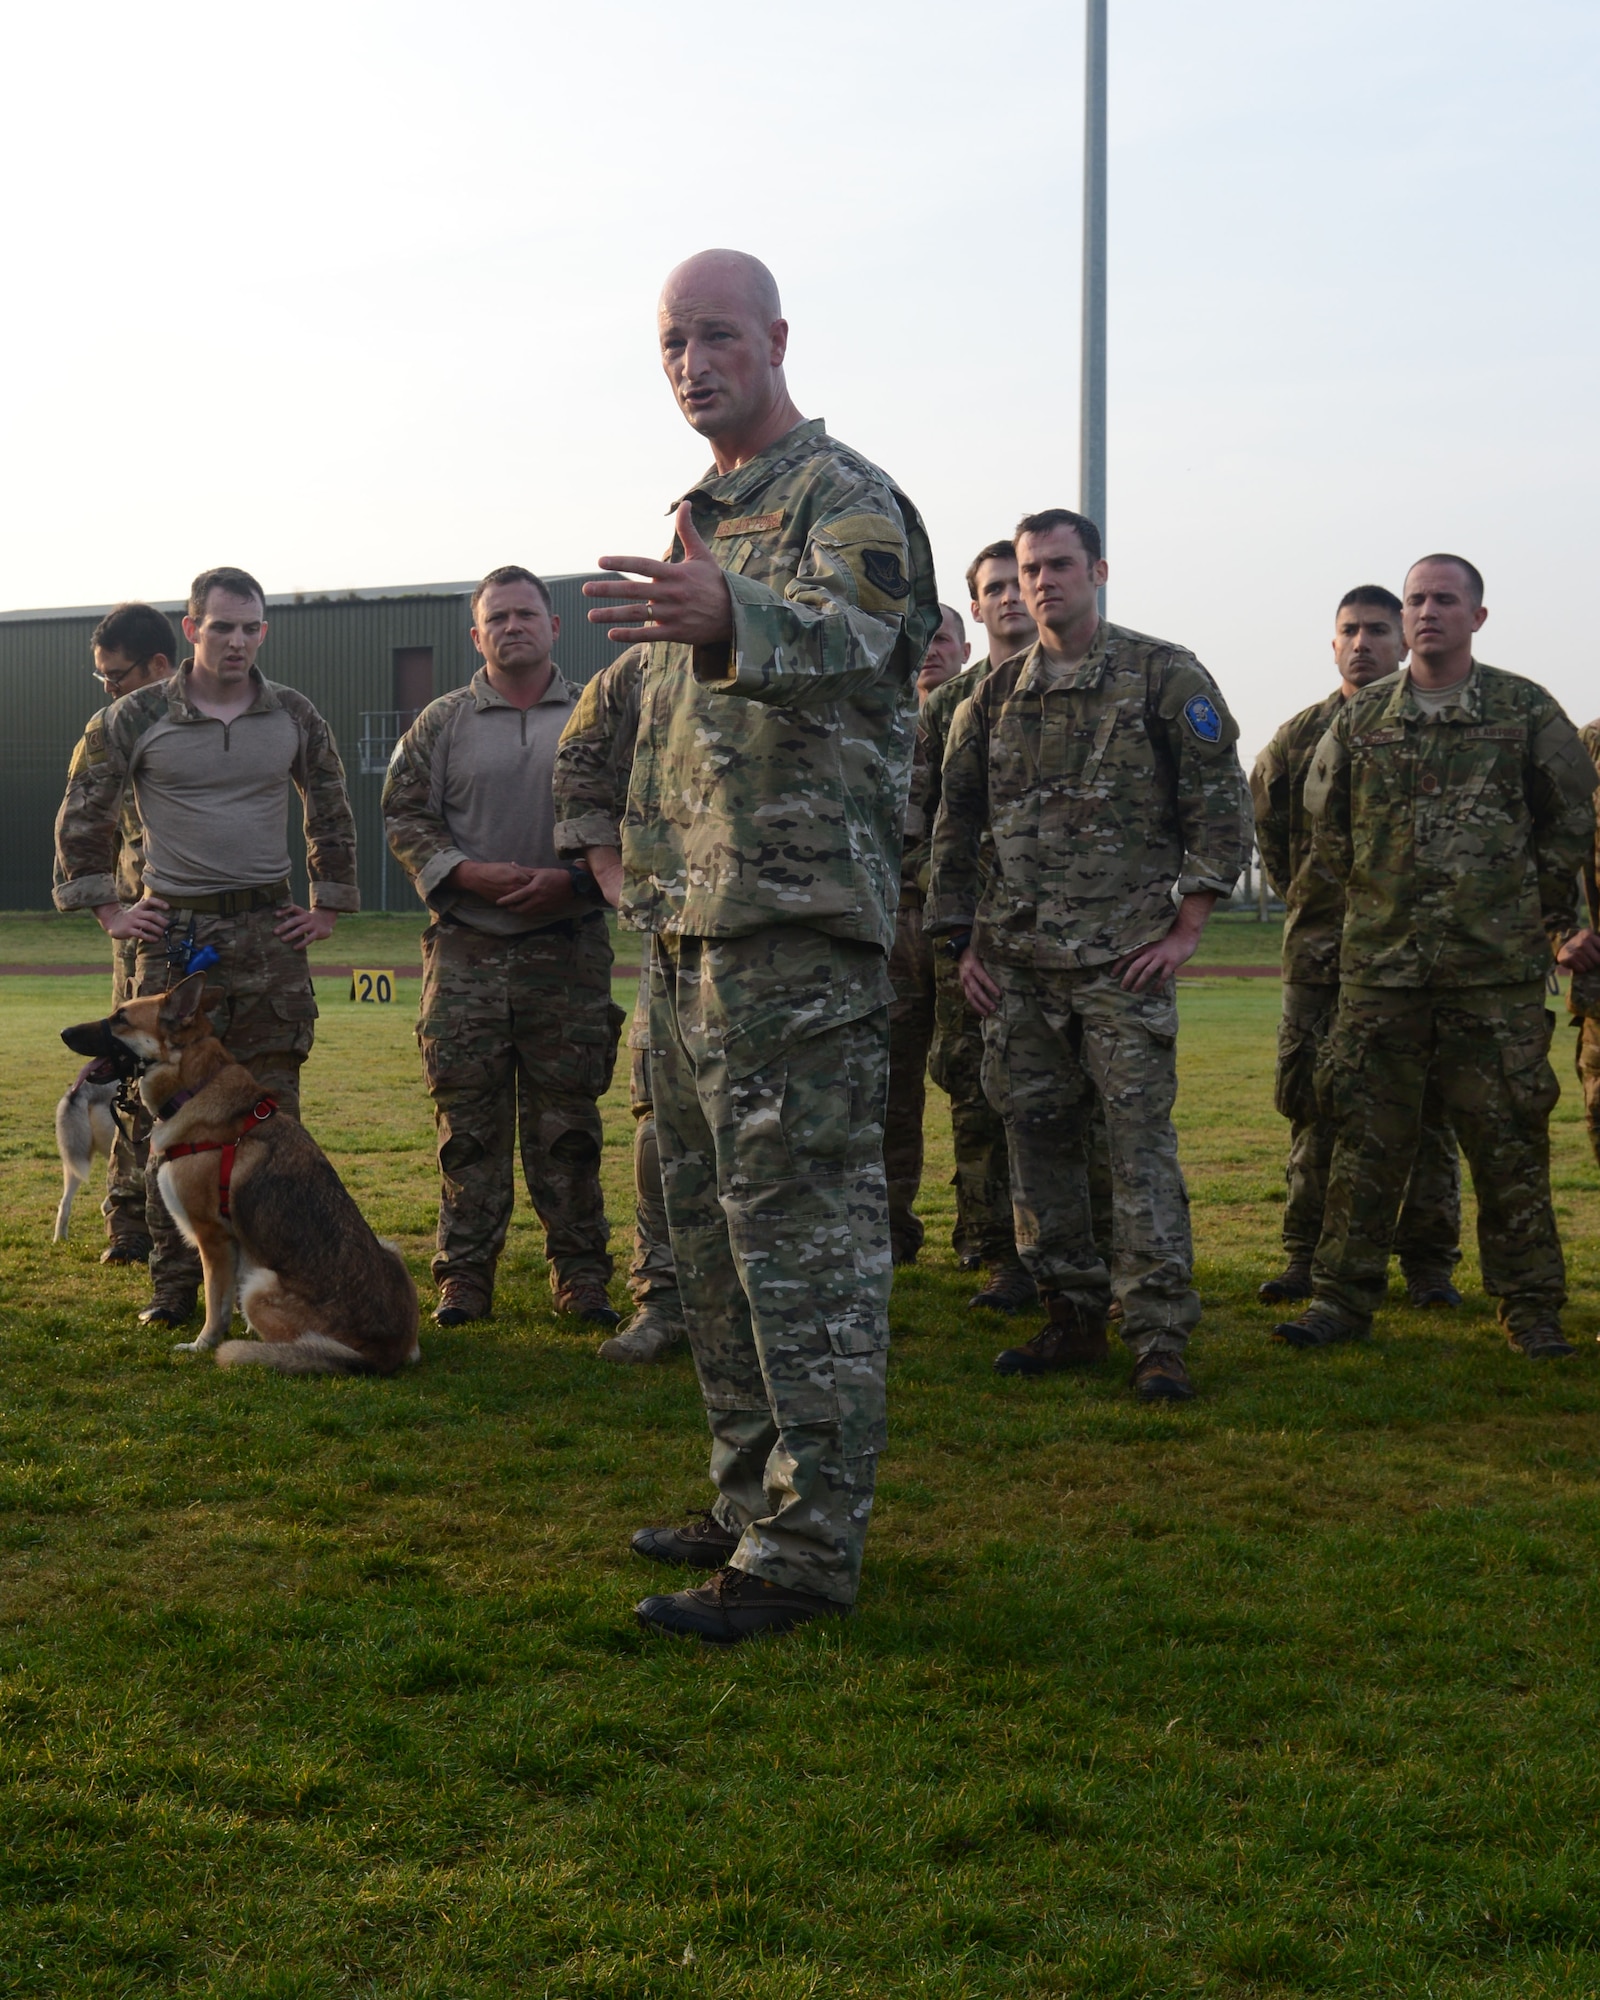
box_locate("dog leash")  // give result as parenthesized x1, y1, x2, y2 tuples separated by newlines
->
(160, 1097, 277, 1220)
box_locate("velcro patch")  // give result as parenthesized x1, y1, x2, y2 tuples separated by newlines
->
(1183, 693, 1222, 743)
(861, 549, 909, 599)
(1461, 725, 1527, 742)
(714, 512, 783, 539)
(1353, 728, 1405, 747)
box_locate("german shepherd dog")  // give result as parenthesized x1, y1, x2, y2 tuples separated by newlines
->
(61, 972, 420, 1375)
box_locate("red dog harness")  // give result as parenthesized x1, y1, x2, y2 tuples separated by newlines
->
(161, 1097, 278, 1219)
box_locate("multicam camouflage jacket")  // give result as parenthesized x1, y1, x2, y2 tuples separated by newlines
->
(55, 703, 152, 908)
(905, 654, 1015, 898)
(1305, 662, 1598, 988)
(925, 623, 1250, 970)
(1250, 688, 1346, 986)
(1574, 719, 1600, 1021)
(552, 646, 646, 859)
(53, 669, 359, 912)
(617, 417, 940, 952)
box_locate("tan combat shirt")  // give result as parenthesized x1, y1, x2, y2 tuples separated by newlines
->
(383, 666, 587, 936)
(53, 667, 359, 912)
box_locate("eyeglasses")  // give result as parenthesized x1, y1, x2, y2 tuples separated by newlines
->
(93, 665, 142, 691)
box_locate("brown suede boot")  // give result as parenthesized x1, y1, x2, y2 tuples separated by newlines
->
(993, 1294, 1109, 1375)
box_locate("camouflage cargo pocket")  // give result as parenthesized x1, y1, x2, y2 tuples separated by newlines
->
(1274, 1023, 1320, 1123)
(1501, 1024, 1560, 1121)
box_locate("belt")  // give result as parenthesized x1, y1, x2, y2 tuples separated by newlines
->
(169, 880, 291, 917)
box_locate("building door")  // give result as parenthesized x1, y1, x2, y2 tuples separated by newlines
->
(393, 647, 434, 727)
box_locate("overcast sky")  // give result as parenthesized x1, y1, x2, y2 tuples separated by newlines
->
(1, 0, 1594, 760)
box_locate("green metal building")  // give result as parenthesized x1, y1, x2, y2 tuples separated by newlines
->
(0, 575, 616, 911)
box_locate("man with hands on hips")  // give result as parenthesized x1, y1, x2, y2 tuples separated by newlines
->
(53, 565, 359, 1329)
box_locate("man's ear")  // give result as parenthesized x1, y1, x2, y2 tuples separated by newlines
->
(160, 971, 208, 1025)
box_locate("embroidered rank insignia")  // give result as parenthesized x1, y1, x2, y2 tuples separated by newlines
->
(861, 549, 909, 599)
(713, 512, 783, 539)
(1183, 693, 1223, 743)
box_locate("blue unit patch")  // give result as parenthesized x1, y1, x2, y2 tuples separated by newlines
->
(1183, 693, 1222, 743)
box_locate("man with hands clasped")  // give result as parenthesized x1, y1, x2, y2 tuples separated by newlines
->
(926, 509, 1250, 1400)
(384, 567, 622, 1332)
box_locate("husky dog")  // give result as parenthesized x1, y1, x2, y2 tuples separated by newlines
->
(53, 1061, 126, 1241)
(61, 972, 420, 1375)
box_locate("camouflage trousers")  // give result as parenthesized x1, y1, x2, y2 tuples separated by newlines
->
(885, 894, 936, 1259)
(1312, 982, 1565, 1335)
(104, 938, 151, 1243)
(1276, 982, 1460, 1278)
(418, 915, 619, 1305)
(648, 926, 892, 1608)
(982, 962, 1197, 1355)
(627, 968, 681, 1317)
(1573, 1014, 1600, 1172)
(928, 953, 1021, 1266)
(136, 901, 321, 1296)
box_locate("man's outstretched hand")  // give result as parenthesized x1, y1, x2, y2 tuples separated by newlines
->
(584, 502, 734, 646)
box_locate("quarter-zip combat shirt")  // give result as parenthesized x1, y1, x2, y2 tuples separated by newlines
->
(384, 665, 584, 935)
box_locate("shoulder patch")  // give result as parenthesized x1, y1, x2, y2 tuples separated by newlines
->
(861, 549, 909, 600)
(1183, 693, 1222, 743)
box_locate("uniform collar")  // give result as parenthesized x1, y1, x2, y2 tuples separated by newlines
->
(671, 416, 828, 513)
(1391, 659, 1484, 723)
(468, 664, 576, 711)
(165, 664, 279, 722)
(1016, 618, 1113, 693)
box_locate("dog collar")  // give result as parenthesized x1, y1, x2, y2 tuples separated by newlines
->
(157, 1085, 201, 1120)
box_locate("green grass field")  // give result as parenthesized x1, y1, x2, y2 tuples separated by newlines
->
(5, 950, 1600, 1996)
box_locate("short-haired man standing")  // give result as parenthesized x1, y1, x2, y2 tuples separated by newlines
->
(915, 541, 1038, 1307)
(1252, 586, 1462, 1307)
(385, 567, 621, 1331)
(54, 567, 359, 1327)
(886, 602, 970, 1264)
(928, 509, 1250, 1401)
(581, 249, 938, 1642)
(1277, 555, 1600, 1357)
(55, 603, 178, 1265)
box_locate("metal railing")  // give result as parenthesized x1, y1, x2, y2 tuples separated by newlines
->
(357, 709, 421, 778)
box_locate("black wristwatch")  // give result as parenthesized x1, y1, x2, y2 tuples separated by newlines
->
(939, 929, 972, 961)
(565, 862, 600, 899)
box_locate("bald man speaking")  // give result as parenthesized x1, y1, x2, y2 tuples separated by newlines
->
(583, 249, 939, 1643)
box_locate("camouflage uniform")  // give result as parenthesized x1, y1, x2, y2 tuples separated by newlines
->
(884, 724, 936, 1260)
(53, 670, 359, 1300)
(919, 663, 1014, 1263)
(1252, 690, 1460, 1281)
(921, 661, 1114, 1264)
(1567, 719, 1600, 1168)
(554, 650, 681, 1323)
(617, 416, 938, 1608)
(56, 716, 158, 1248)
(1302, 663, 1598, 1335)
(386, 668, 620, 1309)
(926, 624, 1250, 1354)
